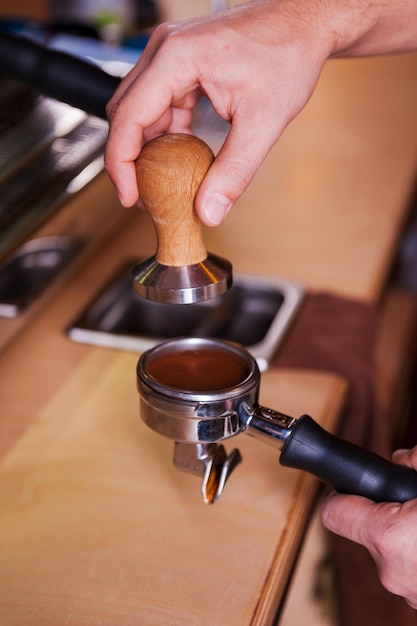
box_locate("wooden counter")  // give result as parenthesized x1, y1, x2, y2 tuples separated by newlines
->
(0, 164, 343, 626)
(1, 3, 417, 624)
(0, 206, 347, 626)
(0, 346, 345, 625)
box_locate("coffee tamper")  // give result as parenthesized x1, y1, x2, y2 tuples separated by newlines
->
(137, 337, 417, 504)
(133, 133, 233, 304)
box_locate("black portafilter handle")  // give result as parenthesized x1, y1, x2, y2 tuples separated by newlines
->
(0, 30, 121, 119)
(280, 415, 417, 503)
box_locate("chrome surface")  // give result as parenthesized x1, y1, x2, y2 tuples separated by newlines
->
(246, 407, 296, 450)
(137, 337, 260, 443)
(0, 235, 83, 318)
(0, 97, 85, 186)
(137, 337, 299, 503)
(132, 252, 233, 304)
(173, 442, 242, 504)
(0, 96, 107, 261)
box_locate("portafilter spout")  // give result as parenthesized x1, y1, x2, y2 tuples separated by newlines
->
(137, 337, 417, 505)
(133, 134, 233, 304)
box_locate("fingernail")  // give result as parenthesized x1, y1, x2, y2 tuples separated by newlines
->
(202, 192, 232, 226)
(117, 191, 126, 207)
(392, 449, 409, 461)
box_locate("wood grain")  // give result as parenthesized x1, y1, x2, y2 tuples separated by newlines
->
(0, 349, 345, 625)
(136, 134, 214, 266)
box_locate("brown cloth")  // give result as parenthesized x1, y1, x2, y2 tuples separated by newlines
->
(272, 292, 417, 626)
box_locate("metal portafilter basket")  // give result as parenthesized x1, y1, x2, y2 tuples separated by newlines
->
(137, 337, 417, 504)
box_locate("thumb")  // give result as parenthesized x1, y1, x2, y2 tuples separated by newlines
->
(321, 492, 381, 547)
(195, 119, 280, 226)
(392, 446, 417, 470)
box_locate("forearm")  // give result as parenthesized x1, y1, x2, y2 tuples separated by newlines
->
(323, 0, 417, 57)
(259, 0, 417, 57)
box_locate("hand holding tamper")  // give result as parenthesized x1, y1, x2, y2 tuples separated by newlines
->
(133, 133, 233, 304)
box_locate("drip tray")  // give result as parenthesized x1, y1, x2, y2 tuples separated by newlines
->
(67, 262, 304, 370)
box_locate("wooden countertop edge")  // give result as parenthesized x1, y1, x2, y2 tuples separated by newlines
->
(252, 375, 347, 625)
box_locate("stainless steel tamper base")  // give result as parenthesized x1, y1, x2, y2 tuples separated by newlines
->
(132, 252, 233, 304)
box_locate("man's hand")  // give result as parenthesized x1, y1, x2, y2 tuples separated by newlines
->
(322, 447, 417, 609)
(105, 1, 333, 223)
(105, 0, 417, 224)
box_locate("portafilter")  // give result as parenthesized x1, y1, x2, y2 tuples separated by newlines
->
(137, 337, 417, 504)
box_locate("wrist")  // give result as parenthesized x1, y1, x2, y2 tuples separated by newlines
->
(324, 0, 417, 57)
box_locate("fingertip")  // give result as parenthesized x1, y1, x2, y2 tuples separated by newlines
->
(110, 178, 139, 208)
(320, 491, 339, 528)
(105, 157, 139, 208)
(392, 446, 417, 471)
(321, 492, 375, 543)
(392, 449, 410, 463)
(199, 191, 232, 226)
(116, 190, 127, 207)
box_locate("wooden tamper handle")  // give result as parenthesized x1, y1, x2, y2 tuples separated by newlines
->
(135, 133, 214, 266)
(132, 133, 232, 304)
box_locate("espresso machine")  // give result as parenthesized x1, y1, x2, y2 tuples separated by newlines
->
(2, 30, 417, 507)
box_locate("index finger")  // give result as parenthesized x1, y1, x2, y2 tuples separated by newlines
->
(105, 60, 199, 206)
